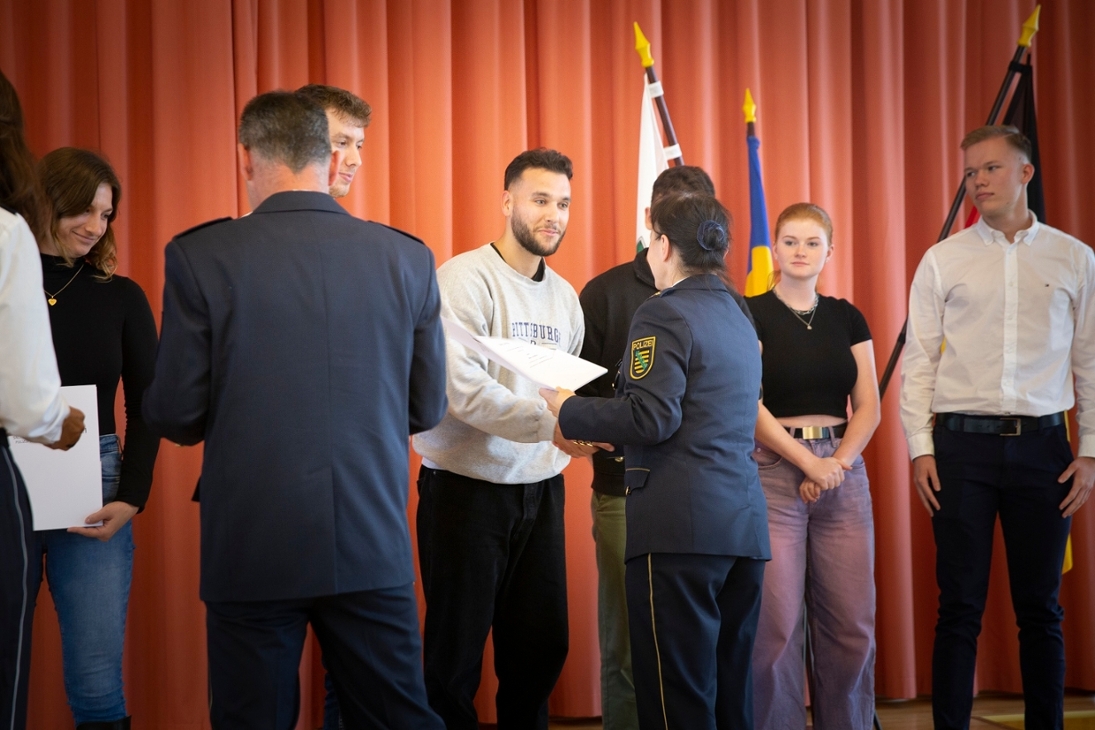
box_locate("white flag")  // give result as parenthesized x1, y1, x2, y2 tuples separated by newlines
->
(636, 81, 669, 251)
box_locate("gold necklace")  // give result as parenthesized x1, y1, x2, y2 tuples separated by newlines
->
(774, 288, 819, 330)
(44, 262, 85, 306)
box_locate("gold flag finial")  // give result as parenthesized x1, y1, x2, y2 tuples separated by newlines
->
(1019, 5, 1041, 47)
(743, 88, 757, 124)
(634, 22, 654, 68)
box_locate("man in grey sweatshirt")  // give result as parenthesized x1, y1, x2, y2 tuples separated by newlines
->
(413, 148, 592, 730)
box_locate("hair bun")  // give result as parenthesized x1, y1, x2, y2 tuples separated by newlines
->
(696, 219, 727, 252)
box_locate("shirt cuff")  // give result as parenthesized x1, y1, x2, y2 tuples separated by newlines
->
(906, 432, 935, 461)
(1078, 434, 1095, 460)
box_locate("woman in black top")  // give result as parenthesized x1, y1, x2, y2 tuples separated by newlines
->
(34, 148, 159, 730)
(748, 203, 881, 730)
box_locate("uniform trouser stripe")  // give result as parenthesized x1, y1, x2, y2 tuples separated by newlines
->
(3, 448, 29, 730)
(648, 554, 669, 730)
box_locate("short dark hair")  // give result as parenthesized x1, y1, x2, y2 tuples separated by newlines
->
(297, 84, 372, 128)
(39, 147, 122, 277)
(651, 165, 715, 202)
(650, 192, 733, 279)
(238, 91, 331, 173)
(504, 148, 573, 190)
(961, 124, 1032, 162)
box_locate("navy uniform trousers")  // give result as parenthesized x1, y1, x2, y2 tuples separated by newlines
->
(931, 420, 1073, 730)
(205, 583, 442, 730)
(1, 431, 36, 730)
(626, 552, 765, 730)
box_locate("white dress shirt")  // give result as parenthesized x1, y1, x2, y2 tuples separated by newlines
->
(901, 215, 1095, 460)
(0, 207, 68, 443)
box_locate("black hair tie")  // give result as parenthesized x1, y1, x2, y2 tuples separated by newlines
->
(696, 220, 725, 252)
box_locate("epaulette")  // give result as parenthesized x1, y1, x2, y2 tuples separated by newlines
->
(172, 216, 232, 240)
(374, 221, 426, 246)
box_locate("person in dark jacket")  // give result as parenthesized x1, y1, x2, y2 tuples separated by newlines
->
(143, 90, 447, 730)
(575, 166, 753, 730)
(543, 192, 769, 730)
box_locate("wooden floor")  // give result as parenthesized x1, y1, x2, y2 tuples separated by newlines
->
(532, 690, 1095, 729)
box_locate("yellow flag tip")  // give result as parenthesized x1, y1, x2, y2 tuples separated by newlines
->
(742, 88, 757, 124)
(1019, 5, 1041, 47)
(633, 22, 655, 68)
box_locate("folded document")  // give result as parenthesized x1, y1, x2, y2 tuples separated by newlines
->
(442, 316, 607, 391)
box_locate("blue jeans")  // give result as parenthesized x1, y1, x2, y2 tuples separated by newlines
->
(35, 434, 134, 724)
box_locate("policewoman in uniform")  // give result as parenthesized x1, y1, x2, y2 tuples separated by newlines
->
(542, 192, 769, 730)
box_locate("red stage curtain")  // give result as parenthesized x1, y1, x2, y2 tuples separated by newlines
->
(2, 1, 1092, 727)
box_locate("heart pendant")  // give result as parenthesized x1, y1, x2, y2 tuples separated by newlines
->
(48, 298, 57, 306)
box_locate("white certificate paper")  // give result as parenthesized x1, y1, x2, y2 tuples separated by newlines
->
(9, 384, 102, 531)
(442, 316, 607, 391)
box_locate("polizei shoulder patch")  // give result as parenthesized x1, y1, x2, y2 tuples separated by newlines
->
(630, 337, 656, 379)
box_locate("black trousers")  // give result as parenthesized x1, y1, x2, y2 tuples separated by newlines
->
(931, 423, 1073, 730)
(205, 583, 442, 730)
(625, 552, 765, 730)
(1, 439, 37, 730)
(416, 466, 569, 730)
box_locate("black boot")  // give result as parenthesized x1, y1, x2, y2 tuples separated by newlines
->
(76, 717, 130, 730)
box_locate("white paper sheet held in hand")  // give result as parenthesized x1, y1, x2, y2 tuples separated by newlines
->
(442, 316, 606, 391)
(9, 384, 103, 531)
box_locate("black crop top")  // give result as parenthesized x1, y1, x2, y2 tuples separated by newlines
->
(748, 290, 872, 419)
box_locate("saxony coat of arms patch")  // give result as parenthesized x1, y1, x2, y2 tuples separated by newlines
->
(630, 337, 656, 379)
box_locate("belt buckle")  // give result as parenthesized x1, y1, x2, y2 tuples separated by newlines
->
(1000, 417, 1022, 437)
(799, 426, 826, 440)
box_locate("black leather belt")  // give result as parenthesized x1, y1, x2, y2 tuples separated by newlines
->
(939, 412, 1064, 437)
(786, 423, 847, 440)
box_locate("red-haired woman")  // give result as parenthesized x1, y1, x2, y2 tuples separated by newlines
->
(749, 203, 881, 730)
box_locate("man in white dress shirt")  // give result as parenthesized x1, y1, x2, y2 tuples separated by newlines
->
(901, 124, 1095, 730)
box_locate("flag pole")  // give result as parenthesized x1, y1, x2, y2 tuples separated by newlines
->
(878, 5, 1041, 398)
(634, 22, 684, 166)
(743, 89, 775, 297)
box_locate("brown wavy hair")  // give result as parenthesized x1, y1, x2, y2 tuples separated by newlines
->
(0, 70, 48, 241)
(38, 147, 121, 278)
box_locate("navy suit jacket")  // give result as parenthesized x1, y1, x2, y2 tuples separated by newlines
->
(559, 274, 770, 562)
(143, 191, 447, 602)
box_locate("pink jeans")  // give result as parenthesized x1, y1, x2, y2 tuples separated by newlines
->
(751, 437, 876, 730)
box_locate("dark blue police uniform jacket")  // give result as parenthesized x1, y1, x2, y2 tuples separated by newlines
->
(559, 274, 770, 562)
(143, 191, 447, 603)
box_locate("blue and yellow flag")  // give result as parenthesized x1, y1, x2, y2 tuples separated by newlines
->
(743, 90, 774, 297)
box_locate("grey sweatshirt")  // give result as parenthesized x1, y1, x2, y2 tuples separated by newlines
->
(413, 244, 584, 484)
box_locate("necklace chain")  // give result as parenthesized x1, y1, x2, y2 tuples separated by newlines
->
(774, 288, 819, 330)
(44, 262, 85, 306)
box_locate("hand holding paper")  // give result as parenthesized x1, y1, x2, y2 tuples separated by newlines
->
(540, 387, 574, 417)
(48, 406, 86, 450)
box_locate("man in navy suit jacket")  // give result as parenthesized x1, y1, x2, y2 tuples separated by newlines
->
(143, 90, 446, 730)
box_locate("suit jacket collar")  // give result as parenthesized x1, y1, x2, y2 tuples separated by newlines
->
(252, 190, 349, 216)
